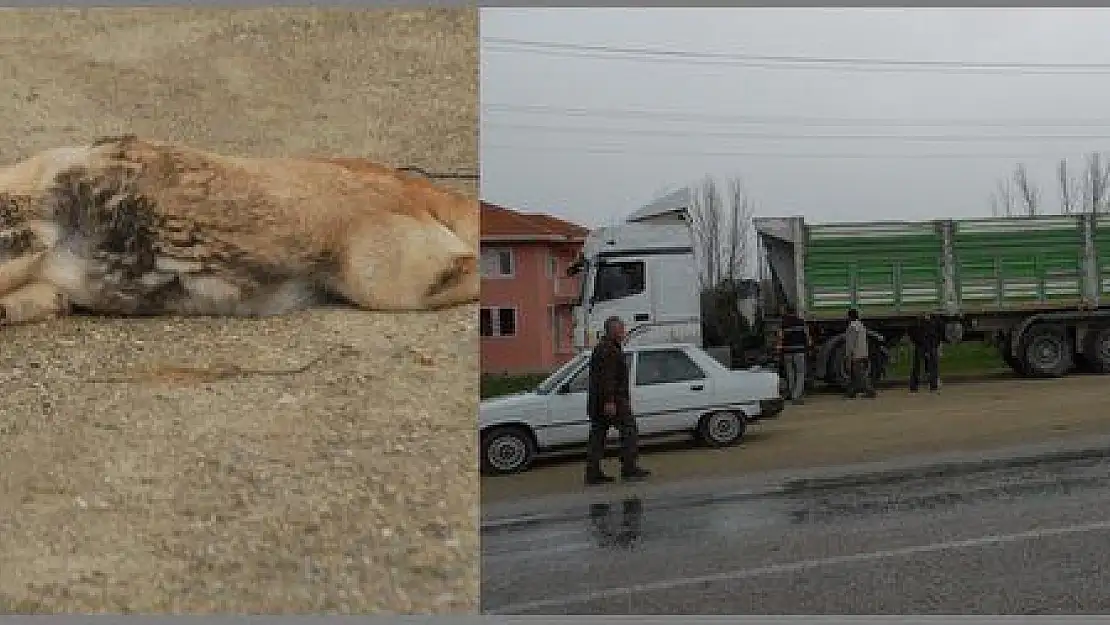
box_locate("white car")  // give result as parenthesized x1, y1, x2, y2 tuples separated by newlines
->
(479, 343, 784, 475)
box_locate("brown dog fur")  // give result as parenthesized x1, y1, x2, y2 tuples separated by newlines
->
(0, 136, 479, 326)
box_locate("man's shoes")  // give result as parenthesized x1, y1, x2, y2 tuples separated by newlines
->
(585, 473, 615, 486)
(621, 468, 652, 482)
(864, 391, 877, 399)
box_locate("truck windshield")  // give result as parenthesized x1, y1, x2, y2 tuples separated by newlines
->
(593, 261, 646, 303)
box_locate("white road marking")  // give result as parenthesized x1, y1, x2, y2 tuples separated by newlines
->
(488, 517, 1110, 614)
(485, 542, 594, 564)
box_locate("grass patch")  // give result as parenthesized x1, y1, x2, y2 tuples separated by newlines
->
(886, 340, 1007, 379)
(481, 374, 547, 399)
(481, 341, 1008, 400)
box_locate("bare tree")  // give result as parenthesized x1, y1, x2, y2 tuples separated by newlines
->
(1059, 158, 1079, 214)
(990, 177, 1017, 218)
(992, 152, 1110, 217)
(724, 177, 753, 282)
(688, 174, 755, 288)
(1013, 163, 1041, 217)
(1081, 152, 1110, 214)
(687, 175, 759, 353)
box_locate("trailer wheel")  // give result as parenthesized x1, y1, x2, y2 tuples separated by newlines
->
(999, 333, 1028, 376)
(826, 337, 883, 390)
(1084, 327, 1110, 374)
(1019, 324, 1073, 378)
(826, 342, 849, 388)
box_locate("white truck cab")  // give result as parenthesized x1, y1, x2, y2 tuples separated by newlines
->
(570, 222, 703, 351)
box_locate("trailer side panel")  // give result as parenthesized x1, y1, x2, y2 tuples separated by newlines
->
(951, 217, 1084, 312)
(804, 222, 944, 319)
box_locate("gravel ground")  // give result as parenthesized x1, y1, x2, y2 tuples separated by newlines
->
(0, 8, 479, 614)
(0, 306, 477, 613)
(482, 375, 1110, 503)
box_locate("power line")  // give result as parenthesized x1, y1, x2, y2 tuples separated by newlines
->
(482, 142, 1100, 160)
(483, 37, 1110, 74)
(483, 142, 1110, 159)
(486, 121, 1110, 143)
(483, 103, 1110, 128)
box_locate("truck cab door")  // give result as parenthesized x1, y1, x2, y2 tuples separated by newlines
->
(588, 258, 652, 343)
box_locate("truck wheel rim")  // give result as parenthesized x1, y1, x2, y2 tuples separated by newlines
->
(709, 414, 740, 442)
(1030, 337, 1062, 369)
(488, 435, 527, 471)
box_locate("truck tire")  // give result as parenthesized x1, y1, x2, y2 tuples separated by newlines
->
(1084, 327, 1110, 374)
(826, 337, 884, 390)
(999, 333, 1028, 376)
(826, 342, 849, 388)
(1019, 324, 1073, 378)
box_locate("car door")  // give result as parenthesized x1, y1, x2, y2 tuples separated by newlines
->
(543, 360, 590, 448)
(545, 353, 632, 447)
(632, 348, 714, 435)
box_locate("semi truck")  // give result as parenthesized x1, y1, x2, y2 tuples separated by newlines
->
(571, 211, 1110, 387)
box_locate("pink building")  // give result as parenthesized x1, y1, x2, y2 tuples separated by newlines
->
(481, 201, 588, 376)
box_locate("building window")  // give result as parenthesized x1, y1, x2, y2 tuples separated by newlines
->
(480, 307, 518, 338)
(546, 253, 558, 278)
(551, 306, 569, 352)
(481, 248, 515, 278)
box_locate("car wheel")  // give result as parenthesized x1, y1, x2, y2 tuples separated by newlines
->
(480, 425, 537, 476)
(697, 411, 747, 448)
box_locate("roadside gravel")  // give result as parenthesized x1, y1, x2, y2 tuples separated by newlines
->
(0, 306, 478, 613)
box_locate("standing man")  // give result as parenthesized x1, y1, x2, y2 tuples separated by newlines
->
(908, 312, 941, 393)
(585, 316, 651, 485)
(844, 308, 877, 399)
(779, 308, 810, 405)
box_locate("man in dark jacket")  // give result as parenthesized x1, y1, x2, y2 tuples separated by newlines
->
(779, 308, 811, 405)
(585, 316, 651, 485)
(908, 312, 941, 392)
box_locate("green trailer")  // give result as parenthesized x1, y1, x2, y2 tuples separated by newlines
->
(756, 214, 1110, 384)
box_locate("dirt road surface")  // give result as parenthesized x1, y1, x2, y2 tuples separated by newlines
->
(482, 375, 1110, 504)
(0, 9, 478, 614)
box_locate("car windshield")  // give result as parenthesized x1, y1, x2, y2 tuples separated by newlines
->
(535, 353, 589, 395)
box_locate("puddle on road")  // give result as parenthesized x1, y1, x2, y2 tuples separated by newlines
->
(498, 457, 1110, 558)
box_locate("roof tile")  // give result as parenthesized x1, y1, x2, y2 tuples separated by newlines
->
(481, 201, 587, 241)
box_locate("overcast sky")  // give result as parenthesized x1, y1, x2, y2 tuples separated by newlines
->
(480, 8, 1110, 228)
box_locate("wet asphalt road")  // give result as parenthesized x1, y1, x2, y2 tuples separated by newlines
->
(482, 457, 1110, 614)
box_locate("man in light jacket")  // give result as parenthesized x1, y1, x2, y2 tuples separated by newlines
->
(844, 307, 877, 399)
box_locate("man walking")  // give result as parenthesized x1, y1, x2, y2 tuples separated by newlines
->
(908, 312, 941, 392)
(779, 308, 810, 405)
(844, 308, 876, 399)
(585, 316, 651, 485)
